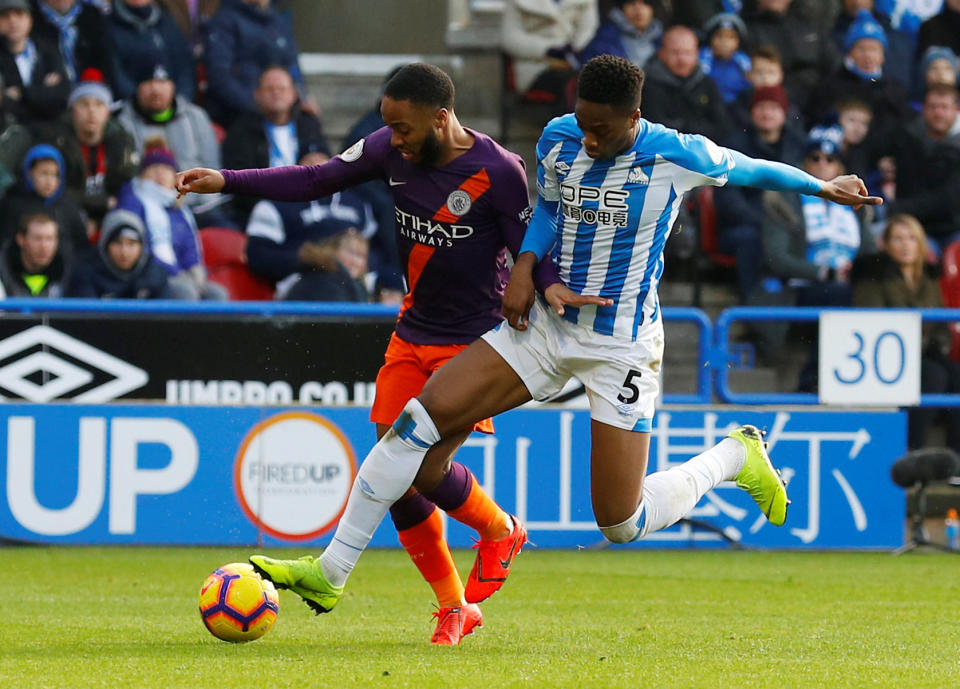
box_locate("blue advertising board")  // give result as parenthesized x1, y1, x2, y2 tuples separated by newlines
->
(0, 404, 906, 549)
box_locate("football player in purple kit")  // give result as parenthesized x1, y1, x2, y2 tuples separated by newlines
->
(176, 63, 608, 645)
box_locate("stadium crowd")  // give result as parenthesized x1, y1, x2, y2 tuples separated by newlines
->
(0, 0, 958, 447)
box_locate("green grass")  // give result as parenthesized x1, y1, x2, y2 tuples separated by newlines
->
(2, 547, 959, 689)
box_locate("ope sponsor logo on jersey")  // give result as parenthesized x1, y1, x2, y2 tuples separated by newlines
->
(559, 183, 630, 227)
(395, 207, 474, 247)
(234, 412, 356, 541)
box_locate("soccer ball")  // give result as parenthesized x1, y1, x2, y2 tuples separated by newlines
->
(198, 562, 280, 642)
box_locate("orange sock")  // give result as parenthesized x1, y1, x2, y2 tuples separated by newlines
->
(448, 476, 511, 541)
(396, 507, 464, 608)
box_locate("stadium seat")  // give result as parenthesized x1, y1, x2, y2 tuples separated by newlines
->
(498, 53, 561, 146)
(694, 186, 735, 268)
(940, 239, 960, 361)
(198, 227, 275, 301)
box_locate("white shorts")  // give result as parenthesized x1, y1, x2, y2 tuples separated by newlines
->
(481, 297, 664, 432)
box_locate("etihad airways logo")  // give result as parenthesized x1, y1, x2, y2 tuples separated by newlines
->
(395, 207, 475, 247)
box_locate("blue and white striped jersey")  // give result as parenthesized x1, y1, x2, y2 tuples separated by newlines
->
(532, 114, 735, 341)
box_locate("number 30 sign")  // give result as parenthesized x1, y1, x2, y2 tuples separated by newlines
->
(819, 310, 921, 406)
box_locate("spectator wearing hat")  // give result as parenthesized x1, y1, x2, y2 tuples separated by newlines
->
(916, 0, 960, 59)
(641, 24, 729, 143)
(831, 0, 915, 89)
(0, 69, 139, 223)
(222, 65, 330, 224)
(0, 0, 68, 123)
(65, 207, 173, 298)
(203, 0, 313, 127)
(580, 0, 663, 69)
(714, 84, 805, 301)
(699, 12, 752, 105)
(116, 61, 231, 227)
(914, 45, 958, 105)
(0, 211, 71, 297)
(0, 142, 87, 259)
(106, 0, 193, 102)
(808, 10, 912, 142)
(115, 138, 227, 300)
(31, 0, 113, 84)
(246, 151, 375, 303)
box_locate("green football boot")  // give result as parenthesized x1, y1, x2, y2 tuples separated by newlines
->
(249, 555, 343, 614)
(728, 425, 789, 527)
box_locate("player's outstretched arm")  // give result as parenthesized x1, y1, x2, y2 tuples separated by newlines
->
(176, 168, 225, 197)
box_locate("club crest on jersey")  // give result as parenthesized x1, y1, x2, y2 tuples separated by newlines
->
(555, 160, 570, 176)
(446, 189, 472, 216)
(339, 139, 364, 162)
(628, 167, 649, 185)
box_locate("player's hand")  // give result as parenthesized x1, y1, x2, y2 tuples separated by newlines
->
(502, 269, 536, 330)
(818, 175, 883, 210)
(176, 168, 225, 198)
(544, 283, 613, 318)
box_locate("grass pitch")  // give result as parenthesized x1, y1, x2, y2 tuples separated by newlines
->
(3, 546, 959, 689)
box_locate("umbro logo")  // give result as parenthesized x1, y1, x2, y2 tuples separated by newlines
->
(388, 177, 406, 187)
(555, 160, 570, 175)
(0, 325, 147, 402)
(628, 167, 649, 185)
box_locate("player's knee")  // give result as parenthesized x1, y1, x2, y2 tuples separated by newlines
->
(598, 503, 646, 544)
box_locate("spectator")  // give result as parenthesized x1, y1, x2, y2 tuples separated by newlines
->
(203, 0, 312, 127)
(0, 70, 139, 223)
(64, 207, 173, 298)
(808, 10, 912, 141)
(0, 143, 87, 259)
(699, 12, 752, 105)
(222, 65, 330, 221)
(882, 84, 960, 249)
(580, 0, 663, 68)
(116, 61, 231, 226)
(914, 45, 958, 105)
(670, 0, 728, 31)
(916, 0, 960, 58)
(728, 43, 802, 131)
(107, 0, 193, 102)
(156, 0, 219, 54)
(852, 213, 960, 453)
(500, 0, 597, 115)
(31, 0, 112, 83)
(831, 0, 915, 89)
(115, 139, 227, 300)
(714, 84, 805, 301)
(0, 211, 71, 297)
(744, 0, 839, 111)
(834, 97, 876, 181)
(640, 25, 729, 142)
(245, 151, 376, 302)
(0, 0, 68, 123)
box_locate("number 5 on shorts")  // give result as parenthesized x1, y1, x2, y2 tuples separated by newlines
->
(617, 369, 642, 404)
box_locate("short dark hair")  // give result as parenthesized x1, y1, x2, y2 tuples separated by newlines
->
(258, 64, 293, 87)
(577, 55, 644, 110)
(383, 63, 455, 110)
(18, 212, 56, 236)
(750, 43, 783, 65)
(925, 83, 959, 103)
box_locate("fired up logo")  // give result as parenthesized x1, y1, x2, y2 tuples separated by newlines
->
(234, 412, 357, 541)
(0, 326, 147, 402)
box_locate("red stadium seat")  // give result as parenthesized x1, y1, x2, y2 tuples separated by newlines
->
(198, 227, 275, 301)
(694, 186, 735, 268)
(940, 239, 960, 361)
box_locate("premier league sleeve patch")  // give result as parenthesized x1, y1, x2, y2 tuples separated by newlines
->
(339, 139, 365, 163)
(446, 189, 472, 216)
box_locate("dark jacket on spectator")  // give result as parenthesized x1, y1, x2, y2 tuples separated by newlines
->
(579, 8, 663, 67)
(0, 236, 70, 297)
(0, 34, 69, 123)
(638, 57, 729, 143)
(30, 0, 113, 83)
(831, 9, 915, 89)
(806, 63, 913, 140)
(107, 0, 194, 101)
(203, 0, 304, 125)
(916, 4, 960, 58)
(65, 209, 172, 298)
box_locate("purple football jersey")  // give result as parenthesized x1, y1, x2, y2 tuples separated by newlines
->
(222, 127, 557, 344)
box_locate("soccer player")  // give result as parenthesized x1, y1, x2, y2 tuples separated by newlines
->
(176, 63, 607, 645)
(200, 54, 885, 620)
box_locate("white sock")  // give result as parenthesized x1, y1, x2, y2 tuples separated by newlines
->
(601, 438, 746, 543)
(319, 399, 440, 586)
(638, 437, 745, 537)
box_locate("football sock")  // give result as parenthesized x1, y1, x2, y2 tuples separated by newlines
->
(394, 504, 465, 607)
(320, 398, 439, 586)
(427, 463, 511, 541)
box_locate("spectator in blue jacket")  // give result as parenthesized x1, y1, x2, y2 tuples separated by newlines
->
(202, 0, 313, 127)
(115, 139, 227, 300)
(699, 12, 752, 104)
(31, 0, 113, 84)
(107, 0, 194, 102)
(580, 0, 663, 68)
(65, 207, 173, 298)
(245, 151, 375, 302)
